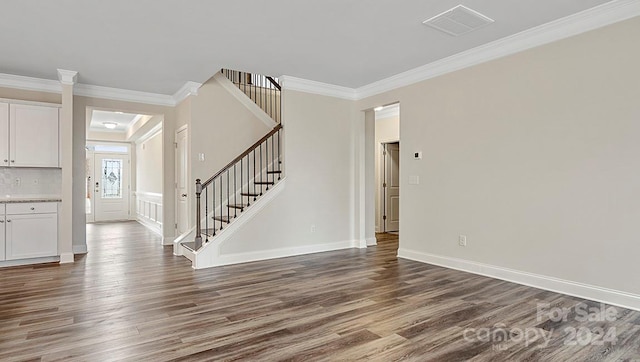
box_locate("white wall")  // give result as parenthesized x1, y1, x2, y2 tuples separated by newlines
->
(356, 16, 640, 306)
(135, 130, 163, 233)
(213, 89, 358, 259)
(374, 114, 399, 232)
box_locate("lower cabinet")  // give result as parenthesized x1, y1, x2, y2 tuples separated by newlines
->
(2, 202, 58, 261)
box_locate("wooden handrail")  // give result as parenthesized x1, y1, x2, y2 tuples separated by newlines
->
(201, 124, 283, 187)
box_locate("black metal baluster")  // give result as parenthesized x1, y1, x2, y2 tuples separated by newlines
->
(212, 178, 216, 235)
(226, 169, 230, 222)
(219, 176, 223, 230)
(253, 149, 257, 201)
(246, 154, 250, 206)
(204, 187, 208, 242)
(278, 128, 281, 178)
(233, 164, 237, 218)
(271, 134, 275, 183)
(259, 142, 263, 195)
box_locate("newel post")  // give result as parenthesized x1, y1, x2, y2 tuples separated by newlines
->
(194, 179, 203, 249)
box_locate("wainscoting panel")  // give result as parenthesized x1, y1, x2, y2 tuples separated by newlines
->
(135, 192, 162, 235)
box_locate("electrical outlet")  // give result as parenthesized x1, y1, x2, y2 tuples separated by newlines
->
(459, 235, 467, 247)
(310, 224, 316, 233)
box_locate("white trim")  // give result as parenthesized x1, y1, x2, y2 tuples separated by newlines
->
(73, 245, 88, 254)
(398, 248, 640, 312)
(74, 83, 175, 107)
(214, 240, 358, 268)
(135, 123, 163, 144)
(162, 236, 174, 246)
(59, 252, 75, 264)
(366, 237, 377, 246)
(0, 73, 61, 93)
(57, 69, 78, 85)
(280, 76, 357, 100)
(173, 81, 202, 104)
(214, 73, 277, 128)
(375, 105, 399, 120)
(0, 256, 60, 268)
(356, 0, 640, 99)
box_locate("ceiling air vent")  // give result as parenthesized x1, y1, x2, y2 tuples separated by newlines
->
(423, 5, 494, 36)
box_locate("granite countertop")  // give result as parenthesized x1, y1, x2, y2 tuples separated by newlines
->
(0, 198, 62, 204)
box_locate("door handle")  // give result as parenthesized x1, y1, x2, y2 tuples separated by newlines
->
(181, 194, 188, 197)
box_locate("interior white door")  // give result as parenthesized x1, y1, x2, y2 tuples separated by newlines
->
(384, 142, 400, 232)
(94, 153, 130, 222)
(176, 128, 189, 234)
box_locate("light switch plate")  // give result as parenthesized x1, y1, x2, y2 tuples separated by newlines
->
(408, 175, 419, 185)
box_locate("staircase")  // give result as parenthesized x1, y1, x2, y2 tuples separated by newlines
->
(176, 69, 283, 267)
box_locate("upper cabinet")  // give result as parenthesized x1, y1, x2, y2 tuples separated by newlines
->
(0, 101, 60, 168)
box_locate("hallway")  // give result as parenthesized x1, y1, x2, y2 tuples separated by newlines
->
(0, 223, 639, 361)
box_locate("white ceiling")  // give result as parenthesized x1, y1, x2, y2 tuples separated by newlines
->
(90, 110, 143, 133)
(0, 0, 614, 95)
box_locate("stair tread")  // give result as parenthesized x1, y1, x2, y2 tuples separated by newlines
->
(267, 171, 282, 174)
(181, 241, 196, 252)
(254, 181, 274, 185)
(241, 192, 259, 196)
(227, 204, 246, 209)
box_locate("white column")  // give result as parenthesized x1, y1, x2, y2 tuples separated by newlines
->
(57, 69, 77, 263)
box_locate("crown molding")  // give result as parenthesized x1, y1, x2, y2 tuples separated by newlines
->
(0, 73, 61, 93)
(355, 0, 640, 99)
(173, 81, 203, 105)
(74, 83, 176, 107)
(57, 69, 77, 85)
(280, 75, 357, 100)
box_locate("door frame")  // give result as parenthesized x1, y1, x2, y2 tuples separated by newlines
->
(382, 142, 400, 232)
(175, 125, 189, 236)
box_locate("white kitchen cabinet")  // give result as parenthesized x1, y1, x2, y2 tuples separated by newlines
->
(4, 203, 58, 260)
(8, 103, 59, 167)
(0, 204, 5, 261)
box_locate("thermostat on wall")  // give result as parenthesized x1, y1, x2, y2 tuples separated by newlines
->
(414, 151, 422, 160)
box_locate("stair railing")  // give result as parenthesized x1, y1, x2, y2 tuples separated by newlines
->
(221, 69, 281, 123)
(194, 124, 283, 249)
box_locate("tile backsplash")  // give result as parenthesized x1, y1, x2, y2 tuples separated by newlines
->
(0, 168, 62, 197)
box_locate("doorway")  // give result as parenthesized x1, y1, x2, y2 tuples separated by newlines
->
(175, 126, 189, 235)
(374, 104, 400, 234)
(85, 143, 131, 223)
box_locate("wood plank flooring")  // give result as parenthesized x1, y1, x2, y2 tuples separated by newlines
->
(1, 222, 639, 361)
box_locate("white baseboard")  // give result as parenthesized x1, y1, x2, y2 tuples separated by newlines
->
(136, 218, 163, 236)
(73, 245, 88, 254)
(215, 239, 358, 267)
(59, 252, 75, 264)
(0, 256, 60, 268)
(398, 248, 640, 312)
(366, 237, 377, 246)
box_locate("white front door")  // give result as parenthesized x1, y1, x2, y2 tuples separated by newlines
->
(176, 128, 189, 234)
(94, 153, 130, 222)
(384, 142, 400, 232)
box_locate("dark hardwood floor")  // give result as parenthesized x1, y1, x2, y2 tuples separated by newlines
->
(1, 222, 639, 361)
